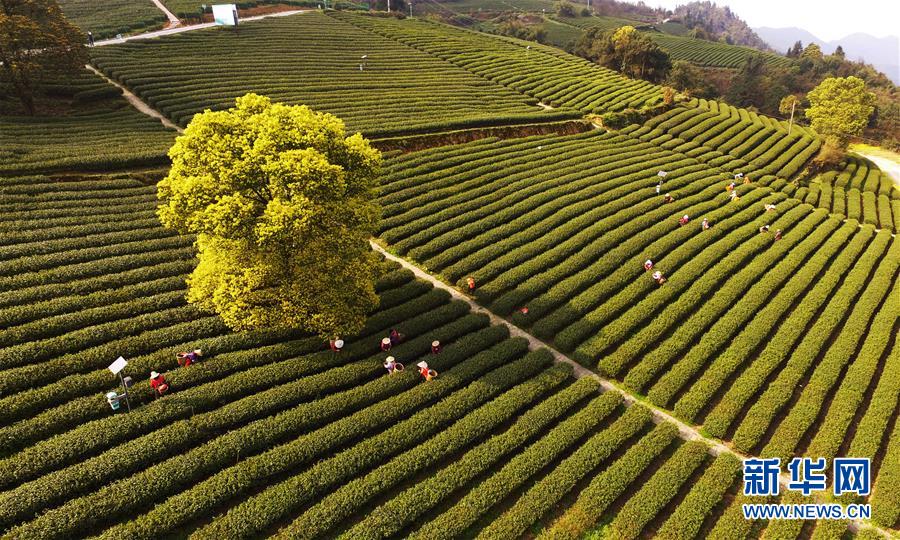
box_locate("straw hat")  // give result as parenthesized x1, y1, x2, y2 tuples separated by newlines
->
(417, 361, 428, 369)
(432, 341, 440, 347)
(382, 337, 391, 345)
(334, 340, 344, 348)
(150, 371, 160, 379)
(384, 356, 395, 366)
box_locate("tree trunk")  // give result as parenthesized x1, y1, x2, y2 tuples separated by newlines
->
(1, 60, 35, 115)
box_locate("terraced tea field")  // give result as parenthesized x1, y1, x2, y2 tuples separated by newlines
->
(0, 72, 176, 176)
(89, 12, 575, 135)
(647, 32, 793, 69)
(338, 12, 664, 112)
(0, 172, 808, 538)
(58, 0, 167, 39)
(624, 100, 821, 180)
(3, 5, 898, 538)
(377, 130, 900, 527)
(550, 14, 792, 68)
(798, 154, 900, 231)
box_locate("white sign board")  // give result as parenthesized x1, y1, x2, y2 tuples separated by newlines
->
(108, 356, 128, 375)
(212, 4, 238, 26)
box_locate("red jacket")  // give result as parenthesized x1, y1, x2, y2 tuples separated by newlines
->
(151, 376, 167, 391)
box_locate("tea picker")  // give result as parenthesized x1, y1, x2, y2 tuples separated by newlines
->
(176, 349, 203, 367)
(431, 340, 442, 354)
(417, 361, 438, 381)
(381, 337, 392, 352)
(384, 356, 404, 375)
(150, 371, 169, 397)
(329, 338, 344, 352)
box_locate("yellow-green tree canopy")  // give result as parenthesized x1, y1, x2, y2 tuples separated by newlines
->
(800, 43, 823, 62)
(778, 94, 802, 116)
(805, 76, 876, 148)
(158, 93, 382, 337)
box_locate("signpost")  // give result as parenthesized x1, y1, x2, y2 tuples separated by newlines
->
(212, 4, 239, 26)
(108, 356, 132, 412)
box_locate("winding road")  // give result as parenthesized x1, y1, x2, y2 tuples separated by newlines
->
(92, 9, 309, 47)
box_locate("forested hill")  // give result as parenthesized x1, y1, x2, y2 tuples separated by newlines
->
(671, 1, 772, 51)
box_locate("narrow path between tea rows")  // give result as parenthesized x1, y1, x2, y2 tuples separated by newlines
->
(369, 239, 889, 537)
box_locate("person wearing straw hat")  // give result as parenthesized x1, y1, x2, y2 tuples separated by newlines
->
(176, 349, 202, 367)
(329, 338, 344, 352)
(678, 214, 690, 226)
(150, 371, 169, 396)
(431, 340, 442, 355)
(417, 361, 437, 381)
(701, 218, 710, 231)
(384, 356, 403, 375)
(380, 337, 392, 352)
(466, 276, 476, 292)
(652, 271, 667, 285)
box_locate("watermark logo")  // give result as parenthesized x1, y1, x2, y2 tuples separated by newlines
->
(833, 458, 870, 496)
(787, 457, 827, 496)
(742, 457, 872, 519)
(743, 457, 781, 496)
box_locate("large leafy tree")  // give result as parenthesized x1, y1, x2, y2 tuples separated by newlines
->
(574, 25, 670, 83)
(778, 94, 803, 134)
(0, 0, 87, 114)
(805, 76, 876, 148)
(158, 94, 383, 338)
(666, 60, 716, 98)
(726, 53, 767, 109)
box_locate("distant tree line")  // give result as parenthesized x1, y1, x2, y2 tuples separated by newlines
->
(670, 1, 772, 50)
(574, 25, 671, 83)
(664, 42, 898, 149)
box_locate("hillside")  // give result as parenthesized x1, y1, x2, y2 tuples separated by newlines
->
(671, 0, 771, 50)
(1, 4, 899, 539)
(755, 27, 900, 83)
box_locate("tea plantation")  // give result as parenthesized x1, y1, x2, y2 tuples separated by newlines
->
(89, 12, 577, 135)
(551, 14, 792, 69)
(0, 172, 794, 538)
(1, 4, 898, 539)
(0, 72, 175, 176)
(58, 0, 168, 39)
